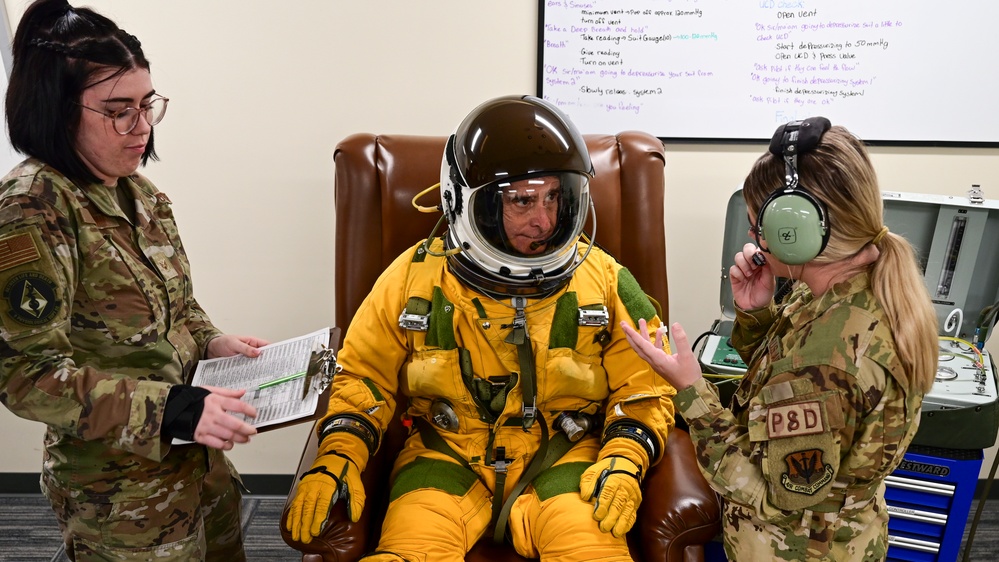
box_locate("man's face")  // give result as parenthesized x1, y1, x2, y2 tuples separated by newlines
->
(500, 176, 561, 255)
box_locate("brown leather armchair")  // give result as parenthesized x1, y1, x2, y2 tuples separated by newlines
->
(281, 131, 721, 561)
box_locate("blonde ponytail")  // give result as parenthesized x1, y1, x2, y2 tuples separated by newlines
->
(870, 233, 938, 394)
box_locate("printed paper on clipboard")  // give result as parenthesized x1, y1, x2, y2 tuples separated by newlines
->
(172, 326, 342, 444)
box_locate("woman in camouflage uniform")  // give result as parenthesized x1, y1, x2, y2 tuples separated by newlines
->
(0, 1, 268, 560)
(623, 118, 938, 560)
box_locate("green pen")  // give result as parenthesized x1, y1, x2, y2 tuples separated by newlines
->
(257, 371, 307, 390)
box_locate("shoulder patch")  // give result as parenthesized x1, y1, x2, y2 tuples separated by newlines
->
(616, 267, 656, 324)
(767, 401, 824, 439)
(780, 448, 834, 495)
(2, 270, 60, 325)
(0, 231, 40, 271)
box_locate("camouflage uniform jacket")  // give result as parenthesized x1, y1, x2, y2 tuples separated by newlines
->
(0, 159, 223, 503)
(674, 272, 924, 561)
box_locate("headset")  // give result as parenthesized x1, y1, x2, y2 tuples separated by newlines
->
(754, 116, 832, 265)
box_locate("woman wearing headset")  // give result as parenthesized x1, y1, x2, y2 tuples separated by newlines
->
(622, 118, 938, 560)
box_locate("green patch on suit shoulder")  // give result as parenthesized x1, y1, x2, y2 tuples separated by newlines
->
(617, 267, 656, 324)
(390, 456, 478, 502)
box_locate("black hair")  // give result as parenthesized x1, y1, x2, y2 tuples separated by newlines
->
(6, 0, 157, 184)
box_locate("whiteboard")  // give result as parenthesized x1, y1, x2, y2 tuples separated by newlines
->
(0, 1, 20, 173)
(538, 0, 999, 145)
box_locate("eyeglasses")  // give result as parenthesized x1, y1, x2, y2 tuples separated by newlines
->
(77, 95, 169, 135)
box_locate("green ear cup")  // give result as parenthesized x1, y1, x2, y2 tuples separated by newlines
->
(760, 192, 827, 265)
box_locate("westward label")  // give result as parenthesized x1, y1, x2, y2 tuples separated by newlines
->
(897, 459, 949, 478)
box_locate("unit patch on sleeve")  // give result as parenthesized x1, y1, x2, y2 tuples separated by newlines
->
(0, 232, 41, 271)
(3, 271, 60, 326)
(781, 448, 834, 495)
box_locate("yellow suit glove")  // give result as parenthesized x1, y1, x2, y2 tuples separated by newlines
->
(579, 438, 649, 538)
(285, 432, 369, 543)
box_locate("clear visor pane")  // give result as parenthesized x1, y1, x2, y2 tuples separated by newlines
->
(470, 173, 587, 259)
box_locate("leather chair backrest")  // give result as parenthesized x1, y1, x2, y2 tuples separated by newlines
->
(333, 131, 669, 337)
(281, 132, 723, 562)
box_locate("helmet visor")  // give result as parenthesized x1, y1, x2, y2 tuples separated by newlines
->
(451, 96, 594, 191)
(469, 172, 589, 261)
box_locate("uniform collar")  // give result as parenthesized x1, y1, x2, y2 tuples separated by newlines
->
(79, 174, 162, 222)
(782, 272, 872, 329)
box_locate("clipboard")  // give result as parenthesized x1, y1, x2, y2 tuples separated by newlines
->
(174, 327, 342, 443)
(252, 326, 342, 434)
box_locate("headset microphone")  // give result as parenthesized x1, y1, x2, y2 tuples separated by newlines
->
(528, 225, 564, 252)
(755, 116, 832, 265)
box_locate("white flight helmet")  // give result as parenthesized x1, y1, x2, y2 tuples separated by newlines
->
(438, 95, 595, 298)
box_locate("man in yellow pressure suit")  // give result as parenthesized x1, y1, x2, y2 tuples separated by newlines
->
(286, 95, 675, 561)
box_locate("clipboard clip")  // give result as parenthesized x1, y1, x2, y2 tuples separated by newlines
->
(305, 345, 342, 398)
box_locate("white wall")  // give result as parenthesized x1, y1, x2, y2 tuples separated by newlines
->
(2, 1, 997, 478)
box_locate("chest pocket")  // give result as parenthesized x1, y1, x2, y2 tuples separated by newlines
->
(400, 290, 481, 423)
(748, 379, 845, 512)
(542, 292, 610, 405)
(404, 347, 480, 420)
(142, 212, 193, 324)
(144, 243, 188, 326)
(78, 230, 158, 344)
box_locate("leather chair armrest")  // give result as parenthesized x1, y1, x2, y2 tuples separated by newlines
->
(282, 408, 410, 561)
(280, 422, 372, 562)
(636, 428, 722, 561)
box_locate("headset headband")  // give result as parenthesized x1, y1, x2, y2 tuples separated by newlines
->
(768, 116, 831, 158)
(769, 117, 832, 190)
(755, 116, 833, 265)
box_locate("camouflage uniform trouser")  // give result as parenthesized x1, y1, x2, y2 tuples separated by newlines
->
(44, 449, 246, 562)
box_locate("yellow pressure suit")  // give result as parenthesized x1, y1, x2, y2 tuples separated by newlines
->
(319, 240, 675, 561)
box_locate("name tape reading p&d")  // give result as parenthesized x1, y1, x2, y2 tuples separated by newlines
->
(767, 401, 824, 439)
